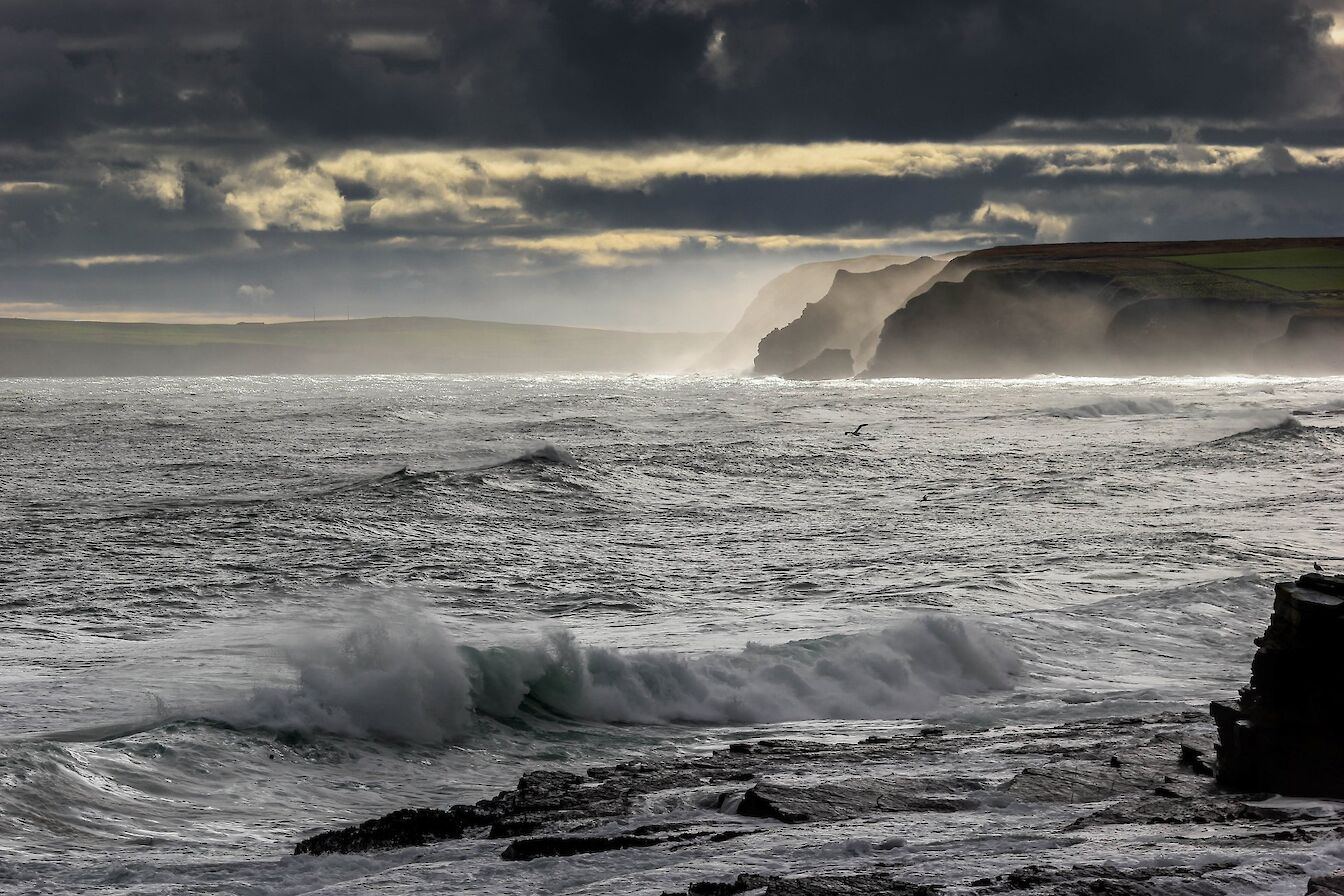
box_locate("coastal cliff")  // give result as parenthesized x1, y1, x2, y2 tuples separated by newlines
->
(861, 238, 1344, 377)
(753, 256, 944, 377)
(696, 254, 912, 372)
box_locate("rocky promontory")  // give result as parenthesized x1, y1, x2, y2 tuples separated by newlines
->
(859, 237, 1344, 377)
(697, 254, 914, 372)
(754, 257, 945, 377)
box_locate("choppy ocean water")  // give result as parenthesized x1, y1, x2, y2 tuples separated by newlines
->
(2, 373, 1343, 894)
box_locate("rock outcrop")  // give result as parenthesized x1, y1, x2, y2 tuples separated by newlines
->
(1212, 573, 1344, 798)
(753, 257, 945, 376)
(696, 255, 913, 372)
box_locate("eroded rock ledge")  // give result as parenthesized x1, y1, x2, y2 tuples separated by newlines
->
(1212, 573, 1344, 798)
(293, 712, 1342, 888)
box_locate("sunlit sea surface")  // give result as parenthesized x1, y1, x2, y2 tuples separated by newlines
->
(2, 374, 1342, 894)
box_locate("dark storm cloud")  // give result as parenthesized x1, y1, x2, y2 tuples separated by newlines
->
(517, 169, 1023, 235)
(1, 0, 1342, 327)
(0, 0, 1338, 146)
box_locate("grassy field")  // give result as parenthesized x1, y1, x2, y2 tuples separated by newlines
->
(1162, 247, 1344, 269)
(0, 316, 721, 376)
(1159, 247, 1344, 293)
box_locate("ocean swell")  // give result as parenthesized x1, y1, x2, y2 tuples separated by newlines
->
(1045, 397, 1185, 419)
(234, 614, 1020, 742)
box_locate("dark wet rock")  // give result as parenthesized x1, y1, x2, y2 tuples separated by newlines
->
(671, 872, 936, 896)
(503, 824, 759, 861)
(295, 698, 1336, 896)
(781, 348, 854, 381)
(1308, 872, 1344, 894)
(684, 873, 771, 895)
(297, 712, 1218, 856)
(501, 832, 668, 861)
(1001, 742, 1177, 804)
(1067, 791, 1302, 830)
(1179, 736, 1216, 776)
(294, 807, 467, 855)
(739, 778, 976, 823)
(1212, 573, 1344, 798)
(966, 862, 1230, 895)
(675, 864, 1235, 896)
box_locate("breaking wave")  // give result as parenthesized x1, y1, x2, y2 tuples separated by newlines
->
(232, 613, 1020, 742)
(1045, 397, 1185, 419)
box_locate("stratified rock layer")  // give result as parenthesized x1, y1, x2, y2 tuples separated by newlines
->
(1212, 573, 1344, 798)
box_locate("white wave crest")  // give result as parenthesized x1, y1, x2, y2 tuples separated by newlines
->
(235, 614, 1020, 742)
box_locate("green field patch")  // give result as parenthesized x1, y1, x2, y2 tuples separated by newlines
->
(1214, 267, 1344, 292)
(1162, 247, 1344, 269)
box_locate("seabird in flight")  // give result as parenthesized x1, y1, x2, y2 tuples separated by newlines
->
(846, 424, 869, 436)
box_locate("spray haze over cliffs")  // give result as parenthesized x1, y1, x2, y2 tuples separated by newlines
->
(722, 237, 1344, 379)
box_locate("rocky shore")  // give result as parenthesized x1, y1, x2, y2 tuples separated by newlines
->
(293, 576, 1344, 894)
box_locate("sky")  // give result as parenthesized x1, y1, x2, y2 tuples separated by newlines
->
(1, 0, 1343, 330)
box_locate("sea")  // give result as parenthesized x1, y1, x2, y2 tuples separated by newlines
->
(2, 373, 1342, 895)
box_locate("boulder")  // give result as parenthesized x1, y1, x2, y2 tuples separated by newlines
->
(1211, 573, 1344, 797)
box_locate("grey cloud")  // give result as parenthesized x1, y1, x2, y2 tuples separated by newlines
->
(0, 0, 1338, 147)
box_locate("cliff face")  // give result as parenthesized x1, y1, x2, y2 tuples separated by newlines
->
(695, 255, 912, 372)
(864, 269, 1136, 377)
(1258, 312, 1344, 373)
(753, 256, 944, 377)
(1103, 297, 1304, 373)
(863, 237, 1344, 377)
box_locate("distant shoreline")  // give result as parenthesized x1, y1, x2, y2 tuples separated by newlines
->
(0, 316, 723, 377)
